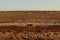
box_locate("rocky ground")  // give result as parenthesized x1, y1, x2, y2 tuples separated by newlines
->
(0, 11, 59, 40)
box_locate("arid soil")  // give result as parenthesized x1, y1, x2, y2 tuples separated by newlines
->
(0, 11, 60, 40)
(0, 11, 60, 22)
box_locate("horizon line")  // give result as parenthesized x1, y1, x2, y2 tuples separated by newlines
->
(0, 9, 60, 11)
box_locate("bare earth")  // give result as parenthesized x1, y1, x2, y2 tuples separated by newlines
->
(0, 11, 60, 21)
(0, 11, 60, 40)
